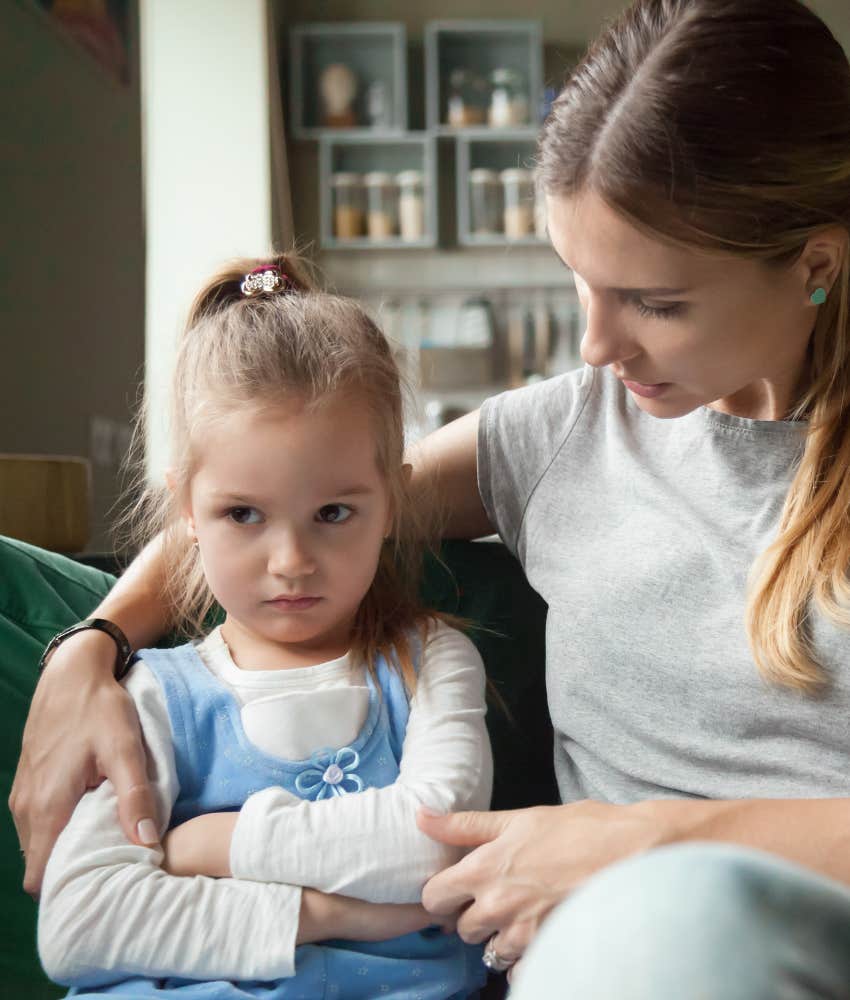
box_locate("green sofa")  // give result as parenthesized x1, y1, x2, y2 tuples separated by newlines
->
(0, 534, 555, 998)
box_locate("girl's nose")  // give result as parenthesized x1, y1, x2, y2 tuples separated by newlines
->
(579, 297, 639, 370)
(267, 529, 317, 579)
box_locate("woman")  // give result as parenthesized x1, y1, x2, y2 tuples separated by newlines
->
(13, 0, 850, 995)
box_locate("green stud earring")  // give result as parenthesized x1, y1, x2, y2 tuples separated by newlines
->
(810, 287, 827, 305)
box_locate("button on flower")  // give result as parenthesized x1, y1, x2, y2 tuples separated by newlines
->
(295, 747, 364, 799)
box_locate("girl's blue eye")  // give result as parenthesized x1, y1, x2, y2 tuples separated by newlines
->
(317, 504, 353, 524)
(228, 506, 263, 525)
(633, 299, 684, 320)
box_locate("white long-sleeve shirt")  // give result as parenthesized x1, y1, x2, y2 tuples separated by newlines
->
(38, 620, 493, 988)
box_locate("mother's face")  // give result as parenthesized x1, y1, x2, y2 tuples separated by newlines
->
(546, 189, 827, 421)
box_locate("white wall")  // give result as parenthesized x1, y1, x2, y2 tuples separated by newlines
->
(140, 0, 273, 478)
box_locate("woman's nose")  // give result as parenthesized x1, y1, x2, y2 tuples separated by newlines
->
(268, 529, 317, 579)
(579, 297, 639, 369)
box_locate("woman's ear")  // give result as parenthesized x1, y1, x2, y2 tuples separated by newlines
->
(799, 226, 847, 302)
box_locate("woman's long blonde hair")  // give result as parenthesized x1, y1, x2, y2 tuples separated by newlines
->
(538, 0, 850, 692)
(123, 252, 438, 692)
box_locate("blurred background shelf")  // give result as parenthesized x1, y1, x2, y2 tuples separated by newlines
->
(425, 20, 543, 132)
(320, 133, 438, 248)
(289, 22, 408, 138)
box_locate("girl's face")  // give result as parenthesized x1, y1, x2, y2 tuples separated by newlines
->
(547, 189, 822, 420)
(185, 394, 394, 669)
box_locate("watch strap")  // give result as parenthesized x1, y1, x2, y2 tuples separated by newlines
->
(39, 618, 135, 681)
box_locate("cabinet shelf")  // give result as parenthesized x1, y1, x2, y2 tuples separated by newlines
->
(319, 134, 438, 249)
(289, 22, 408, 139)
(455, 130, 543, 246)
(425, 20, 543, 132)
(288, 18, 548, 252)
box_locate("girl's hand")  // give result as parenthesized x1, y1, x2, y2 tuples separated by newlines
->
(9, 629, 159, 896)
(297, 888, 451, 945)
(162, 812, 238, 877)
(417, 802, 661, 966)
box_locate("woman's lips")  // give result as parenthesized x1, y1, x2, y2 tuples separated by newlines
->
(621, 379, 671, 399)
(266, 596, 321, 611)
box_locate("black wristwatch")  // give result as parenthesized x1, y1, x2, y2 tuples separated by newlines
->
(39, 618, 135, 681)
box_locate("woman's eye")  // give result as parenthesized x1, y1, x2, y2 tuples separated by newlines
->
(633, 299, 684, 320)
(228, 506, 263, 525)
(317, 503, 353, 524)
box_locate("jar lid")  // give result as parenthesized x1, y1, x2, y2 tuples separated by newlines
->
(363, 171, 397, 186)
(469, 168, 500, 183)
(499, 167, 534, 183)
(491, 67, 523, 86)
(396, 169, 423, 185)
(331, 172, 362, 186)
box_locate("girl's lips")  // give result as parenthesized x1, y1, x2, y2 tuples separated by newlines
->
(266, 596, 321, 611)
(622, 379, 671, 399)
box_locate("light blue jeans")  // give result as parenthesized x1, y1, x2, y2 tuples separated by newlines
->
(509, 842, 850, 999)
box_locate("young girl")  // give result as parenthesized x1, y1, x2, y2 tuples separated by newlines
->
(37, 255, 493, 999)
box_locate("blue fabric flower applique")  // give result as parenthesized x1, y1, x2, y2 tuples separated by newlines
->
(294, 746, 364, 799)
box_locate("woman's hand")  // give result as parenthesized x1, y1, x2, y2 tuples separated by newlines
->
(417, 801, 661, 965)
(9, 630, 159, 896)
(162, 812, 238, 877)
(297, 888, 451, 945)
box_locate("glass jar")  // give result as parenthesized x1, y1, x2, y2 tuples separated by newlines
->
(500, 167, 535, 239)
(331, 172, 365, 240)
(469, 168, 503, 236)
(534, 183, 548, 240)
(363, 171, 399, 240)
(397, 170, 425, 242)
(446, 68, 487, 127)
(488, 67, 529, 127)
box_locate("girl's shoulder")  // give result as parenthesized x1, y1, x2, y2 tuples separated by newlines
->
(416, 617, 484, 673)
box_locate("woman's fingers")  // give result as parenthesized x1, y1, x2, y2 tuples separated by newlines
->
(418, 808, 513, 916)
(104, 695, 159, 846)
(15, 789, 78, 897)
(421, 850, 480, 915)
(417, 807, 511, 847)
(455, 884, 531, 944)
(10, 632, 156, 895)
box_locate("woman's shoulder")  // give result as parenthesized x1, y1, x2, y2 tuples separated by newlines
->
(482, 365, 596, 423)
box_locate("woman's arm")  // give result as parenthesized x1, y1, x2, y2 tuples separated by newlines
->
(188, 623, 493, 903)
(37, 659, 433, 988)
(10, 534, 173, 894)
(416, 795, 850, 962)
(406, 409, 494, 539)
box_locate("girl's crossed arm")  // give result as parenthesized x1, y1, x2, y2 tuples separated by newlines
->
(37, 660, 433, 989)
(165, 621, 493, 903)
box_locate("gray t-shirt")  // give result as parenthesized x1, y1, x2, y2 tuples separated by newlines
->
(478, 365, 850, 804)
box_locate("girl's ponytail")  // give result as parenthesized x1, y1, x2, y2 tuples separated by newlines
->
(185, 252, 315, 330)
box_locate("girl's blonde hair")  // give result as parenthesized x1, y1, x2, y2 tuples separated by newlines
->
(125, 251, 437, 692)
(538, 0, 850, 692)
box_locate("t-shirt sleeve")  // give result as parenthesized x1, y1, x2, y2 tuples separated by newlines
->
(477, 365, 595, 558)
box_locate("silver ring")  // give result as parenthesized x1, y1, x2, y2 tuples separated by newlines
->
(482, 936, 515, 973)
